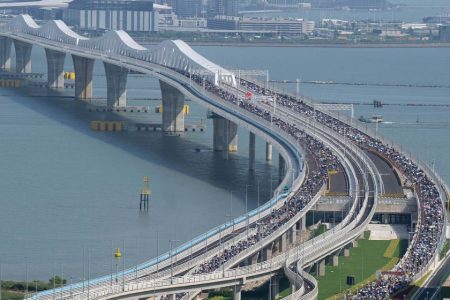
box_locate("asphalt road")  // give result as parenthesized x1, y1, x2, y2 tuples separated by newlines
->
(366, 151, 404, 195)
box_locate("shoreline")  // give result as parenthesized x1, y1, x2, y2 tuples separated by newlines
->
(137, 40, 450, 48)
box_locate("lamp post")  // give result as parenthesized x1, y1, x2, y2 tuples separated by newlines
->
(25, 257, 28, 295)
(245, 184, 251, 239)
(0, 261, 2, 300)
(169, 240, 180, 284)
(114, 247, 121, 284)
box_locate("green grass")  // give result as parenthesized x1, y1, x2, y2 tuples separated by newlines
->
(440, 241, 450, 260)
(1, 290, 24, 300)
(313, 224, 328, 238)
(0, 277, 65, 300)
(313, 237, 408, 300)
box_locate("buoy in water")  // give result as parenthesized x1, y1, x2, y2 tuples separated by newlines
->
(114, 248, 122, 258)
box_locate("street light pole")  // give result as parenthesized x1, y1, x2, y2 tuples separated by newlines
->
(169, 240, 180, 284)
(0, 261, 2, 300)
(25, 257, 28, 295)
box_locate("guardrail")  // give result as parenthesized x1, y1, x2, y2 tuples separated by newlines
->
(6, 33, 309, 299)
(81, 100, 379, 300)
(8, 31, 323, 300)
(2, 29, 401, 300)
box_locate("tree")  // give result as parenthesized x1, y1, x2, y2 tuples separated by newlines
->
(49, 276, 66, 285)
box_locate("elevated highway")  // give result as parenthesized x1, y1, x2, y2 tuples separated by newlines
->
(0, 15, 447, 300)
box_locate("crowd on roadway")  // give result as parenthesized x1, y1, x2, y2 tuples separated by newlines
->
(239, 78, 445, 299)
(163, 67, 444, 300)
(166, 68, 342, 277)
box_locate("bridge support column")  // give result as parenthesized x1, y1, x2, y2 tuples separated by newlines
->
(298, 217, 306, 232)
(263, 244, 272, 261)
(233, 285, 242, 300)
(228, 121, 238, 152)
(279, 232, 287, 252)
(213, 117, 238, 159)
(14, 40, 32, 73)
(269, 276, 280, 300)
(105, 62, 128, 107)
(247, 252, 259, 265)
(160, 80, 185, 132)
(249, 132, 256, 170)
(0, 37, 11, 70)
(352, 240, 359, 248)
(45, 49, 66, 89)
(266, 142, 272, 161)
(344, 245, 350, 257)
(332, 254, 339, 266)
(167, 294, 176, 300)
(279, 154, 285, 182)
(318, 259, 326, 276)
(213, 118, 225, 151)
(72, 55, 94, 101)
(289, 226, 297, 245)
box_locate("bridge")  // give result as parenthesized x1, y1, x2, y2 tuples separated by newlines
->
(0, 15, 448, 300)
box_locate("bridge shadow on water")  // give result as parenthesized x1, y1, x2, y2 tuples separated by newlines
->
(8, 86, 278, 205)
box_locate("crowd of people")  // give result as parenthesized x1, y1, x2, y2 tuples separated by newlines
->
(239, 77, 445, 299)
(165, 68, 342, 277)
(162, 67, 444, 300)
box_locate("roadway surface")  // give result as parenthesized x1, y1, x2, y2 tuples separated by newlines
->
(366, 151, 404, 195)
(329, 170, 348, 195)
(414, 253, 450, 300)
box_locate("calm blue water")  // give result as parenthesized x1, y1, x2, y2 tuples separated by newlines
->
(0, 47, 280, 281)
(195, 45, 450, 182)
(0, 45, 449, 282)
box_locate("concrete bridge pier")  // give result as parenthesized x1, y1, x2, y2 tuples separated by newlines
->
(45, 49, 66, 89)
(279, 154, 285, 182)
(105, 62, 128, 107)
(266, 142, 272, 161)
(329, 251, 339, 267)
(263, 244, 273, 261)
(213, 117, 238, 159)
(279, 232, 287, 252)
(167, 294, 176, 300)
(233, 285, 242, 300)
(249, 132, 256, 170)
(14, 40, 32, 73)
(298, 217, 306, 232)
(317, 259, 326, 276)
(289, 226, 297, 244)
(269, 275, 280, 300)
(247, 252, 259, 265)
(160, 80, 185, 132)
(0, 37, 11, 70)
(344, 245, 351, 257)
(72, 55, 94, 101)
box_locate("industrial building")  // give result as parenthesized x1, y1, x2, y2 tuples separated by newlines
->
(63, 0, 159, 32)
(207, 16, 315, 36)
(174, 0, 202, 18)
(208, 0, 239, 17)
(439, 25, 450, 41)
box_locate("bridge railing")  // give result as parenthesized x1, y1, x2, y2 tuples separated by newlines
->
(60, 120, 379, 300)
(16, 34, 314, 300)
(249, 77, 448, 292)
(52, 69, 370, 298)
(4, 26, 394, 300)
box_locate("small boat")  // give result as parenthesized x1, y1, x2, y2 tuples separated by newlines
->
(359, 115, 383, 123)
(370, 115, 383, 123)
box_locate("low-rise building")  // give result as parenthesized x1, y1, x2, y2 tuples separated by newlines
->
(207, 16, 315, 36)
(64, 0, 159, 32)
(439, 25, 450, 41)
